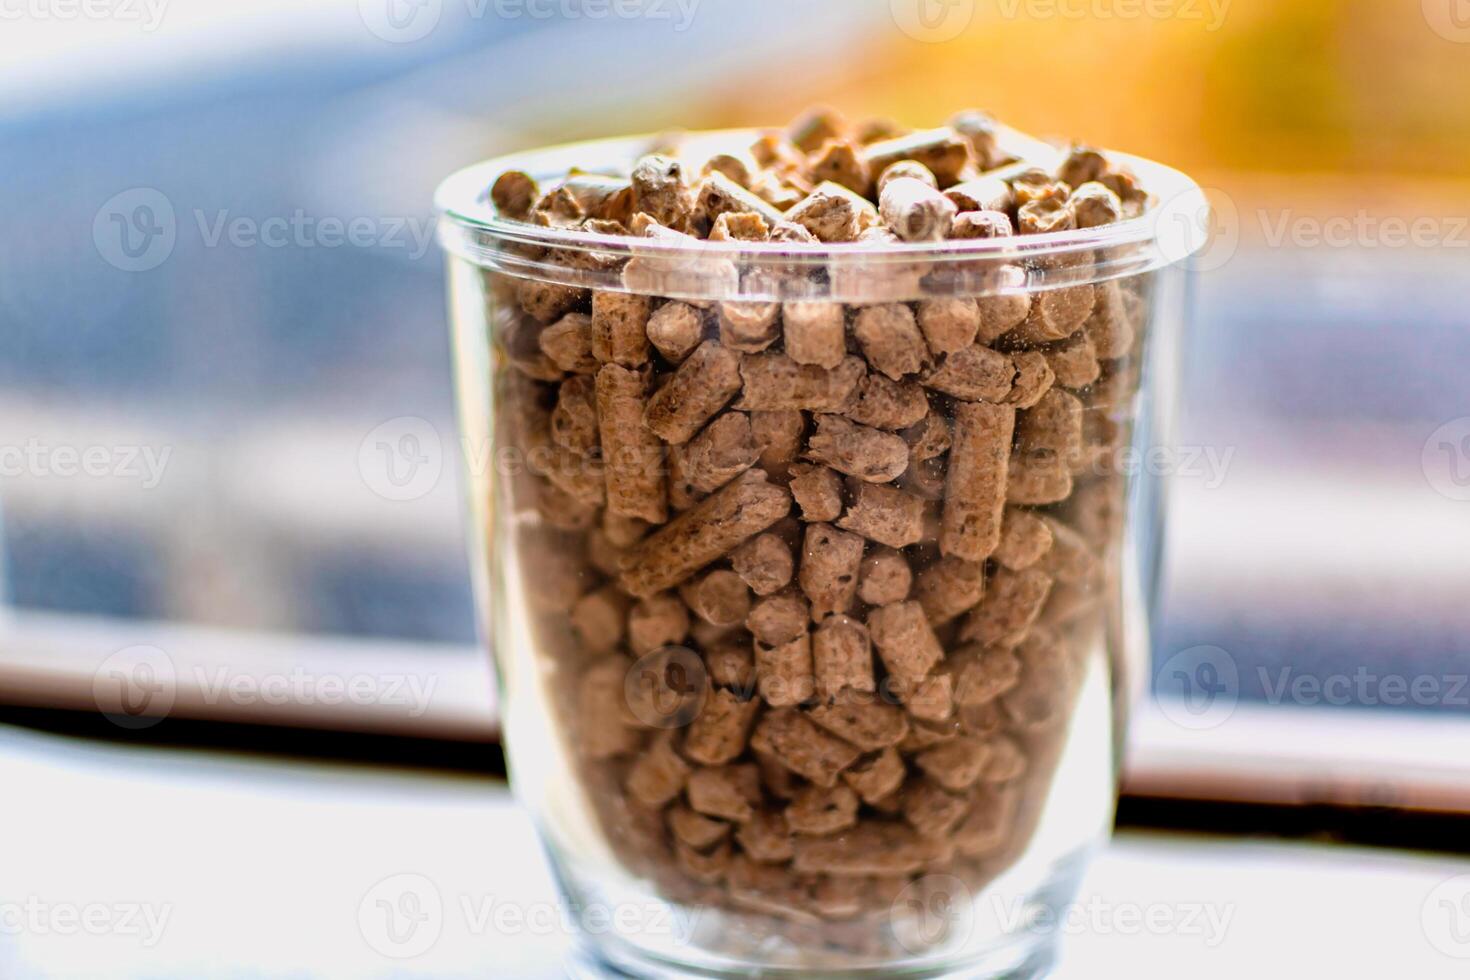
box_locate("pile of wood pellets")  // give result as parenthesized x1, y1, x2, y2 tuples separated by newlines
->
(482, 107, 1149, 958)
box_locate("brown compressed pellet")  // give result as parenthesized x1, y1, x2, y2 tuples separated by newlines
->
(1001, 631, 1074, 731)
(577, 656, 643, 760)
(591, 291, 652, 367)
(782, 301, 847, 369)
(806, 415, 909, 484)
(960, 566, 1054, 647)
(877, 160, 937, 193)
(975, 289, 1032, 343)
(784, 182, 876, 243)
(863, 128, 972, 187)
(619, 469, 790, 597)
(799, 523, 864, 621)
(709, 210, 771, 242)
(852, 304, 928, 380)
(754, 748, 800, 800)
(1007, 285, 1096, 345)
(1069, 181, 1123, 229)
(491, 170, 538, 219)
(788, 463, 845, 522)
(922, 344, 1014, 403)
(786, 784, 860, 835)
(681, 569, 752, 627)
(811, 614, 875, 699)
(539, 312, 598, 374)
(1086, 280, 1136, 360)
(1045, 330, 1101, 389)
(681, 411, 760, 493)
(627, 593, 691, 655)
(502, 313, 565, 382)
(837, 482, 925, 548)
(944, 175, 1012, 214)
(695, 171, 787, 232)
(736, 353, 866, 412)
(858, 547, 912, 606)
(754, 632, 814, 707)
(809, 139, 873, 198)
(646, 302, 705, 364)
(789, 106, 848, 153)
(808, 693, 910, 751)
(684, 687, 761, 765)
(687, 764, 762, 822)
(917, 299, 981, 356)
(750, 707, 863, 788)
(983, 735, 1027, 783)
(907, 674, 955, 723)
(904, 412, 952, 461)
(903, 777, 969, 837)
(571, 586, 630, 654)
(950, 210, 1014, 240)
(550, 375, 600, 455)
(731, 533, 794, 596)
(747, 591, 810, 646)
(1018, 389, 1085, 464)
(880, 177, 957, 242)
(644, 341, 742, 444)
(719, 301, 782, 352)
(791, 821, 950, 876)
(626, 732, 692, 808)
(940, 400, 1015, 562)
(515, 274, 586, 326)
(867, 601, 944, 692)
(1004, 351, 1056, 409)
(1040, 516, 1099, 585)
(703, 153, 754, 188)
(841, 747, 906, 804)
(706, 636, 756, 693)
(595, 364, 668, 523)
(669, 803, 730, 851)
(915, 736, 990, 792)
(844, 374, 929, 431)
(750, 410, 805, 480)
(1007, 450, 1074, 505)
(954, 787, 1017, 858)
(1017, 195, 1074, 235)
(631, 154, 694, 230)
(914, 556, 985, 626)
(951, 109, 1009, 169)
(736, 810, 795, 863)
(994, 508, 1055, 570)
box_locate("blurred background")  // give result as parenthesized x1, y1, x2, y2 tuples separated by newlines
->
(2, 0, 1470, 975)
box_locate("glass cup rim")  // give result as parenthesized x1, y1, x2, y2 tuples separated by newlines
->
(434, 127, 1209, 302)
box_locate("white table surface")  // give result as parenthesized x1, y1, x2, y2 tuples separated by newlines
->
(2, 724, 1466, 979)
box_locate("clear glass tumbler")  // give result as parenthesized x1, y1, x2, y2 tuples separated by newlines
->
(436, 130, 1204, 979)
